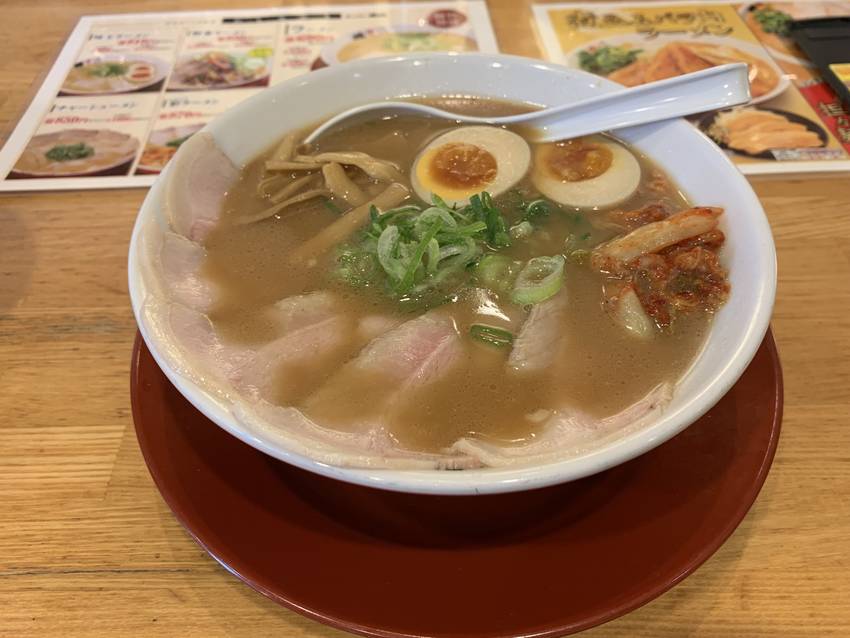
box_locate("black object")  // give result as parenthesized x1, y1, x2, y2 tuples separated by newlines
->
(789, 17, 850, 109)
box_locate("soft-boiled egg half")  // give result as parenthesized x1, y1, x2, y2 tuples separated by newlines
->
(411, 126, 531, 206)
(531, 135, 641, 210)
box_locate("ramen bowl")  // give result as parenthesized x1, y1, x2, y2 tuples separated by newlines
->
(128, 53, 776, 495)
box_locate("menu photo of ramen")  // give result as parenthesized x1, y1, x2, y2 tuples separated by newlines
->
(9, 126, 141, 179)
(315, 25, 478, 68)
(60, 54, 170, 96)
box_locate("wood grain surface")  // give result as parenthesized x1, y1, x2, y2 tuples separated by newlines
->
(1, 1, 848, 636)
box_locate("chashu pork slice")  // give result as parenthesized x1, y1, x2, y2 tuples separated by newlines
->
(232, 315, 355, 404)
(158, 231, 217, 313)
(230, 310, 470, 469)
(302, 312, 463, 433)
(232, 399, 479, 470)
(164, 131, 238, 243)
(142, 298, 251, 390)
(144, 300, 473, 470)
(230, 291, 347, 403)
(231, 291, 404, 405)
(508, 289, 569, 374)
(447, 383, 672, 467)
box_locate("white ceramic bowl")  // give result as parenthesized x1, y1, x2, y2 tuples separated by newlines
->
(128, 53, 776, 495)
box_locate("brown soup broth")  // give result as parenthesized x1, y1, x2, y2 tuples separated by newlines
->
(203, 97, 708, 452)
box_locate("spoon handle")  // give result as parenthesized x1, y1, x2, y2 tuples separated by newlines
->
(511, 63, 751, 143)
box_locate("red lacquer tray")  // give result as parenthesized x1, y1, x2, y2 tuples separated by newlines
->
(131, 330, 782, 637)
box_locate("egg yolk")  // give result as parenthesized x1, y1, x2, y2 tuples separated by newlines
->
(427, 143, 497, 189)
(543, 138, 613, 182)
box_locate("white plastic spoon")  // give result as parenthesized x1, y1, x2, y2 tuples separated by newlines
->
(305, 63, 750, 144)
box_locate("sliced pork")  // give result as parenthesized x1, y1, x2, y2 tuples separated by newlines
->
(447, 383, 672, 467)
(158, 232, 216, 313)
(232, 400, 479, 470)
(228, 291, 348, 402)
(141, 298, 249, 391)
(164, 131, 238, 243)
(303, 312, 462, 431)
(232, 315, 354, 404)
(508, 289, 569, 373)
(266, 290, 340, 335)
(229, 294, 404, 404)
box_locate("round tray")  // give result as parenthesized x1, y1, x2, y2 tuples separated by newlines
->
(131, 329, 782, 637)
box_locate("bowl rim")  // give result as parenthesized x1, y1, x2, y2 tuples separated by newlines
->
(128, 52, 777, 495)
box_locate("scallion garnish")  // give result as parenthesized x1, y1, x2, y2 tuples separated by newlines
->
(470, 323, 514, 348)
(511, 255, 565, 305)
(522, 199, 551, 223)
(323, 198, 343, 215)
(45, 142, 94, 162)
(475, 254, 519, 293)
(396, 220, 443, 293)
(337, 190, 515, 298)
(510, 220, 533, 239)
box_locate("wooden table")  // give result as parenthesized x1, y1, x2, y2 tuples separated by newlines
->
(1, 1, 848, 636)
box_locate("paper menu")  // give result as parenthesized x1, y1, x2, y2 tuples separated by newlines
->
(533, 1, 850, 175)
(0, 2, 498, 192)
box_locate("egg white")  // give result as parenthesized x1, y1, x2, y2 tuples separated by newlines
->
(411, 126, 531, 207)
(531, 137, 641, 210)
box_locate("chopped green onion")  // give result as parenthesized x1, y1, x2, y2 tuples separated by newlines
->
(414, 207, 457, 238)
(469, 192, 511, 248)
(323, 198, 343, 215)
(45, 142, 94, 162)
(511, 255, 565, 305)
(753, 8, 792, 36)
(510, 220, 533, 239)
(578, 46, 643, 75)
(439, 243, 468, 260)
(469, 323, 514, 348)
(165, 134, 192, 149)
(425, 238, 440, 274)
(336, 245, 379, 287)
(441, 238, 480, 271)
(441, 221, 487, 238)
(376, 226, 406, 282)
(88, 61, 129, 77)
(523, 199, 551, 222)
(396, 220, 443, 293)
(431, 192, 454, 210)
(337, 190, 553, 304)
(475, 254, 518, 291)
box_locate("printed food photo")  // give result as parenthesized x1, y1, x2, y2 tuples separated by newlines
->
(61, 54, 169, 95)
(571, 34, 788, 103)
